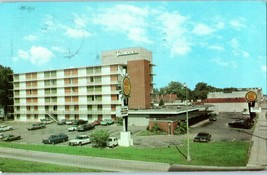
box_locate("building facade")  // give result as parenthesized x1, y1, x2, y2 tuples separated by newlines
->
(12, 47, 154, 122)
(204, 88, 263, 113)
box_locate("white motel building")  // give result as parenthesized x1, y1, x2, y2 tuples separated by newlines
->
(12, 47, 154, 122)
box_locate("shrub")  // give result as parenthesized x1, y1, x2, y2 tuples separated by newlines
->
(90, 129, 110, 148)
(151, 123, 162, 133)
(175, 121, 187, 135)
(116, 117, 123, 126)
(159, 99, 164, 106)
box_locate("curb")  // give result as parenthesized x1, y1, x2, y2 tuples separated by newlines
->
(168, 164, 266, 172)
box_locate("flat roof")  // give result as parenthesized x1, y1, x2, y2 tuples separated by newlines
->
(129, 105, 212, 115)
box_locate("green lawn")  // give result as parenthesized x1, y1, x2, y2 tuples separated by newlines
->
(0, 157, 103, 173)
(0, 140, 250, 167)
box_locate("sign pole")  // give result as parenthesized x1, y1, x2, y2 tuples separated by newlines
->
(118, 75, 133, 147)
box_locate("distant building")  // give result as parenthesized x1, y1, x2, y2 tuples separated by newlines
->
(204, 88, 263, 113)
(12, 47, 154, 122)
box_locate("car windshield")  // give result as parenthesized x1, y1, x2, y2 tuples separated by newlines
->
(198, 133, 208, 136)
(76, 136, 86, 139)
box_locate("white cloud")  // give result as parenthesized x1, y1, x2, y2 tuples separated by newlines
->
(230, 18, 246, 29)
(211, 57, 228, 67)
(24, 34, 38, 41)
(230, 38, 250, 58)
(64, 27, 91, 39)
(91, 4, 152, 44)
(192, 23, 214, 35)
(51, 46, 67, 53)
(216, 21, 225, 29)
(18, 49, 30, 59)
(230, 38, 240, 48)
(157, 11, 191, 56)
(211, 57, 237, 68)
(73, 14, 88, 28)
(42, 15, 57, 31)
(207, 45, 224, 51)
(17, 46, 54, 65)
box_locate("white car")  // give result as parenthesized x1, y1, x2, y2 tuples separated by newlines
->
(0, 125, 13, 132)
(106, 137, 118, 148)
(68, 125, 78, 132)
(69, 135, 90, 146)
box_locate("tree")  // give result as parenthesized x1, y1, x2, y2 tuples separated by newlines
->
(90, 129, 110, 148)
(192, 82, 217, 101)
(159, 99, 164, 106)
(0, 65, 13, 120)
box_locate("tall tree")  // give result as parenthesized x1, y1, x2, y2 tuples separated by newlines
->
(193, 82, 217, 100)
(0, 65, 13, 120)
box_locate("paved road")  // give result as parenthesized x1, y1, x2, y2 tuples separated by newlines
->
(247, 103, 267, 169)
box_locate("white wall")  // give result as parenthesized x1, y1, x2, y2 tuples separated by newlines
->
(206, 103, 248, 113)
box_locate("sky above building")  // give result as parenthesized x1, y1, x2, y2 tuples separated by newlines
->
(0, 1, 266, 93)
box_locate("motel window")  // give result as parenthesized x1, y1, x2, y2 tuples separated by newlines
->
(87, 105, 92, 111)
(14, 75, 19, 80)
(14, 82, 19, 88)
(87, 86, 94, 93)
(111, 105, 116, 111)
(86, 68, 93, 74)
(97, 105, 102, 111)
(15, 98, 20, 104)
(14, 91, 19, 96)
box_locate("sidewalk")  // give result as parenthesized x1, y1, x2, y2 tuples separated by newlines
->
(247, 105, 267, 169)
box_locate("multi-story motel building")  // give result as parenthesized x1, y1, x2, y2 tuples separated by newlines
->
(12, 47, 154, 122)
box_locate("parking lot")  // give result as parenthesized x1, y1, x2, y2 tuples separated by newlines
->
(0, 112, 253, 148)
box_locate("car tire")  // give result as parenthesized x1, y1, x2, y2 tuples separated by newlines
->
(79, 142, 82, 146)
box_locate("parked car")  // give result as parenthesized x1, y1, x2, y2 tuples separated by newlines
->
(208, 113, 218, 121)
(193, 132, 211, 143)
(228, 118, 254, 129)
(57, 119, 66, 125)
(77, 124, 95, 132)
(40, 119, 54, 124)
(75, 119, 88, 125)
(91, 119, 101, 126)
(0, 125, 13, 132)
(27, 123, 46, 130)
(106, 137, 118, 148)
(100, 119, 114, 126)
(68, 135, 90, 146)
(0, 133, 5, 139)
(1, 134, 21, 142)
(42, 133, 68, 144)
(68, 125, 78, 132)
(66, 120, 76, 125)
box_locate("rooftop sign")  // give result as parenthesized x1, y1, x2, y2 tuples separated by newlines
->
(116, 50, 138, 57)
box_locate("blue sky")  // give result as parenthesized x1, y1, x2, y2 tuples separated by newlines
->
(0, 1, 266, 94)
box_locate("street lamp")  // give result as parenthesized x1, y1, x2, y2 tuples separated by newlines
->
(183, 83, 191, 161)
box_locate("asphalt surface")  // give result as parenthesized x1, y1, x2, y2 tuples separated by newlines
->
(0, 111, 264, 172)
(0, 112, 254, 147)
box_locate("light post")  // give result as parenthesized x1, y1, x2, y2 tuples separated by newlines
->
(183, 83, 191, 161)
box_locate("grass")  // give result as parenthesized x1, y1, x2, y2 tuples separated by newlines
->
(0, 157, 103, 173)
(0, 140, 250, 167)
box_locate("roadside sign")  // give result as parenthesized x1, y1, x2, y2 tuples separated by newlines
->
(122, 76, 131, 97)
(116, 106, 128, 117)
(245, 91, 257, 102)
